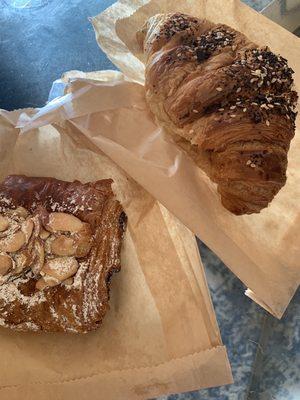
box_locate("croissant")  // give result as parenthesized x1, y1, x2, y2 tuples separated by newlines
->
(137, 13, 298, 214)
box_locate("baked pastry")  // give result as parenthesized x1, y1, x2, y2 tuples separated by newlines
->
(0, 175, 127, 333)
(137, 13, 298, 214)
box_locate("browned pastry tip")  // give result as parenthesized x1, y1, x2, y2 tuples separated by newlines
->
(138, 12, 298, 215)
(0, 175, 127, 333)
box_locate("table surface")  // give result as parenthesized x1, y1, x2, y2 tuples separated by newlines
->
(0, 1, 299, 399)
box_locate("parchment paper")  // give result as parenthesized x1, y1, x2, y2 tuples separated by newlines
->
(0, 104, 232, 399)
(89, 0, 300, 318)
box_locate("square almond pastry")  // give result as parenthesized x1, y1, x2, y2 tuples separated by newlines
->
(0, 175, 127, 333)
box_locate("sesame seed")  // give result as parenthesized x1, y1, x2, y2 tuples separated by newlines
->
(232, 45, 237, 51)
(216, 87, 223, 92)
(268, 104, 274, 108)
(246, 160, 251, 165)
(271, 78, 277, 83)
(243, 108, 247, 112)
(266, 120, 270, 126)
(218, 108, 224, 111)
(230, 114, 236, 118)
(250, 78, 257, 83)
(260, 104, 268, 109)
(236, 87, 242, 93)
(258, 55, 263, 61)
(251, 102, 258, 106)
(286, 115, 290, 120)
(251, 69, 261, 76)
(193, 109, 199, 113)
(250, 163, 256, 168)
(230, 106, 236, 110)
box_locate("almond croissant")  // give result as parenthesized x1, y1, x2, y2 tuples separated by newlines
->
(137, 13, 298, 215)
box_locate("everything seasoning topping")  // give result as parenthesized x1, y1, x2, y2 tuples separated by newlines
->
(191, 27, 235, 62)
(232, 47, 295, 92)
(164, 29, 235, 66)
(153, 14, 297, 128)
(245, 153, 266, 168)
(156, 13, 199, 40)
(155, 13, 235, 64)
(215, 47, 298, 126)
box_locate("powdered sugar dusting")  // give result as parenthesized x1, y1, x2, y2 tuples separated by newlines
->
(0, 196, 12, 212)
(70, 260, 89, 290)
(44, 257, 77, 275)
(71, 303, 82, 325)
(0, 273, 46, 307)
(14, 321, 40, 332)
(82, 269, 102, 323)
(50, 305, 59, 320)
(47, 191, 98, 214)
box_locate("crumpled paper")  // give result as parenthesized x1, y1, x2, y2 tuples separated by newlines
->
(0, 99, 232, 399)
(88, 0, 300, 318)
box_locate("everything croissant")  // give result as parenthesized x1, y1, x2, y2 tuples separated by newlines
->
(137, 13, 298, 215)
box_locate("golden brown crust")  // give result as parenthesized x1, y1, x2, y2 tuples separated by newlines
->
(138, 13, 298, 214)
(0, 175, 127, 333)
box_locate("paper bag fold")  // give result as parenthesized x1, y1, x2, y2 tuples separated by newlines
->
(20, 69, 299, 318)
(0, 103, 232, 398)
(89, 0, 300, 318)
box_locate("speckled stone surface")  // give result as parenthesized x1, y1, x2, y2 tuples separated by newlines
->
(1, 0, 299, 399)
(244, 0, 271, 11)
(0, 0, 274, 111)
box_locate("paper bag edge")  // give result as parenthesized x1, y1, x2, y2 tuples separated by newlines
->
(0, 345, 232, 399)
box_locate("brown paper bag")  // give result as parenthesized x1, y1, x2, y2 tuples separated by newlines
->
(87, 0, 300, 318)
(0, 103, 232, 399)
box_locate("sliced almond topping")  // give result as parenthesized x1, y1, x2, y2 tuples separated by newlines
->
(0, 230, 26, 253)
(21, 219, 34, 243)
(35, 278, 48, 291)
(35, 276, 58, 290)
(41, 257, 79, 281)
(14, 250, 31, 274)
(50, 223, 92, 257)
(50, 235, 76, 256)
(73, 223, 92, 258)
(39, 228, 50, 240)
(0, 216, 10, 232)
(12, 207, 29, 219)
(0, 254, 13, 276)
(63, 277, 74, 286)
(46, 212, 84, 233)
(43, 275, 60, 285)
(31, 239, 45, 274)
